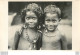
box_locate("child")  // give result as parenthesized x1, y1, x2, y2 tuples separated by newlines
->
(40, 5, 67, 50)
(12, 3, 43, 50)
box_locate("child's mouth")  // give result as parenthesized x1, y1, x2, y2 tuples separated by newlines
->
(48, 26, 55, 30)
(29, 24, 35, 28)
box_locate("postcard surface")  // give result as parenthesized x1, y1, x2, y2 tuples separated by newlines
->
(0, 0, 80, 51)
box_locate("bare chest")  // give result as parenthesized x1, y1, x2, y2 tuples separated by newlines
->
(42, 32, 61, 43)
(21, 29, 39, 41)
(17, 29, 39, 50)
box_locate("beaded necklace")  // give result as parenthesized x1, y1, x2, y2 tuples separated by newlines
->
(43, 29, 58, 37)
(20, 25, 39, 50)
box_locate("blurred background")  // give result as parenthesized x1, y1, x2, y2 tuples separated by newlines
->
(8, 2, 72, 50)
(8, 2, 72, 25)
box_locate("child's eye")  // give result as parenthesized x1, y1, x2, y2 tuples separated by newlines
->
(46, 20, 50, 23)
(46, 20, 50, 21)
(52, 20, 57, 23)
(32, 17, 36, 20)
(26, 17, 30, 20)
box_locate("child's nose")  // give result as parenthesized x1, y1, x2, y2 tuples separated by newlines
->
(29, 19, 34, 23)
(49, 22, 54, 25)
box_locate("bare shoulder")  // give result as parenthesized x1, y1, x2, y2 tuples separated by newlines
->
(13, 24, 24, 34)
(14, 24, 24, 41)
(58, 30, 66, 40)
(9, 24, 23, 39)
(16, 24, 23, 31)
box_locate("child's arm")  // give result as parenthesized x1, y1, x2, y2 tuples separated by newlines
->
(12, 31, 20, 50)
(60, 34, 67, 50)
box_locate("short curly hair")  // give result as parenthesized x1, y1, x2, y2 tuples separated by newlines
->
(44, 5, 61, 18)
(21, 3, 43, 23)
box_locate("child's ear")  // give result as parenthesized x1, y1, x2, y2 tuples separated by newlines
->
(59, 18, 61, 21)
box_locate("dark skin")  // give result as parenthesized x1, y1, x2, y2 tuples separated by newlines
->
(41, 13, 67, 50)
(12, 11, 41, 50)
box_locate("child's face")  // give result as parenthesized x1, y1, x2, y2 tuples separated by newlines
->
(45, 13, 60, 32)
(25, 11, 38, 28)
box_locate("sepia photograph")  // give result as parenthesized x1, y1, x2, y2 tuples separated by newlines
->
(8, 2, 72, 50)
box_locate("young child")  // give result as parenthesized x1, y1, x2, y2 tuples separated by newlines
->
(12, 3, 43, 50)
(40, 5, 67, 50)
